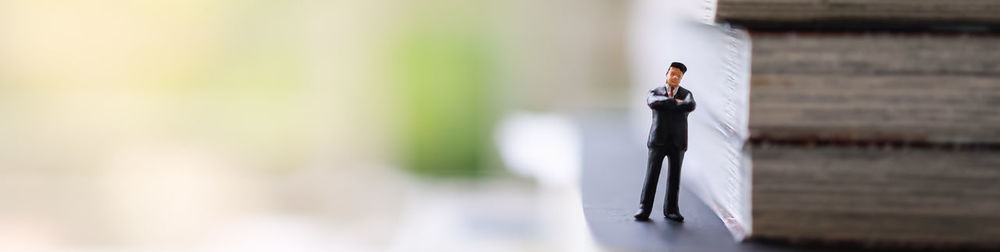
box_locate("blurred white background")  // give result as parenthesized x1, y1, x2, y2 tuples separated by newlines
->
(0, 0, 642, 250)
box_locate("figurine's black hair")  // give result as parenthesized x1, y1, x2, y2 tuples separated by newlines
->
(669, 62, 687, 73)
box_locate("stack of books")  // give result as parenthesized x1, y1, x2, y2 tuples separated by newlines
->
(716, 0, 1000, 249)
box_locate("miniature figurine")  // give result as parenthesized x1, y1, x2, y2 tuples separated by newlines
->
(634, 62, 695, 222)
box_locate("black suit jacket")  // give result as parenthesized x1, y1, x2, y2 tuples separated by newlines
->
(646, 86, 696, 150)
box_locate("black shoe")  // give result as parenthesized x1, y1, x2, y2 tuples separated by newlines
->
(665, 212, 684, 222)
(633, 208, 651, 221)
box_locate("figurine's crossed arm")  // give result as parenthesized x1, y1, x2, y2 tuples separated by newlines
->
(647, 90, 696, 112)
(676, 93, 695, 112)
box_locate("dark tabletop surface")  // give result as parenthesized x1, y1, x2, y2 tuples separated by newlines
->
(577, 111, 847, 252)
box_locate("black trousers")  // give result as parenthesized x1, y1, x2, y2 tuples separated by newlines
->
(638, 145, 684, 213)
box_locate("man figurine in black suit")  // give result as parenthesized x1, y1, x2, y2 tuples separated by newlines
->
(634, 62, 695, 222)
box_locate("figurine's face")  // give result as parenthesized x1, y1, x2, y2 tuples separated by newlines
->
(666, 67, 684, 88)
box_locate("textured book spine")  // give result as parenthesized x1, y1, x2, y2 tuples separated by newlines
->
(714, 25, 754, 241)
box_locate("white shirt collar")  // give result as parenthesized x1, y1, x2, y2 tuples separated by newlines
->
(668, 86, 679, 98)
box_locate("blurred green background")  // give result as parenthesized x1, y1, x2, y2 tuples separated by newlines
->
(391, 12, 498, 177)
(0, 0, 627, 249)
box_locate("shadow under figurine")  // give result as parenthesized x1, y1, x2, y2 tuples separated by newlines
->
(634, 62, 695, 222)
